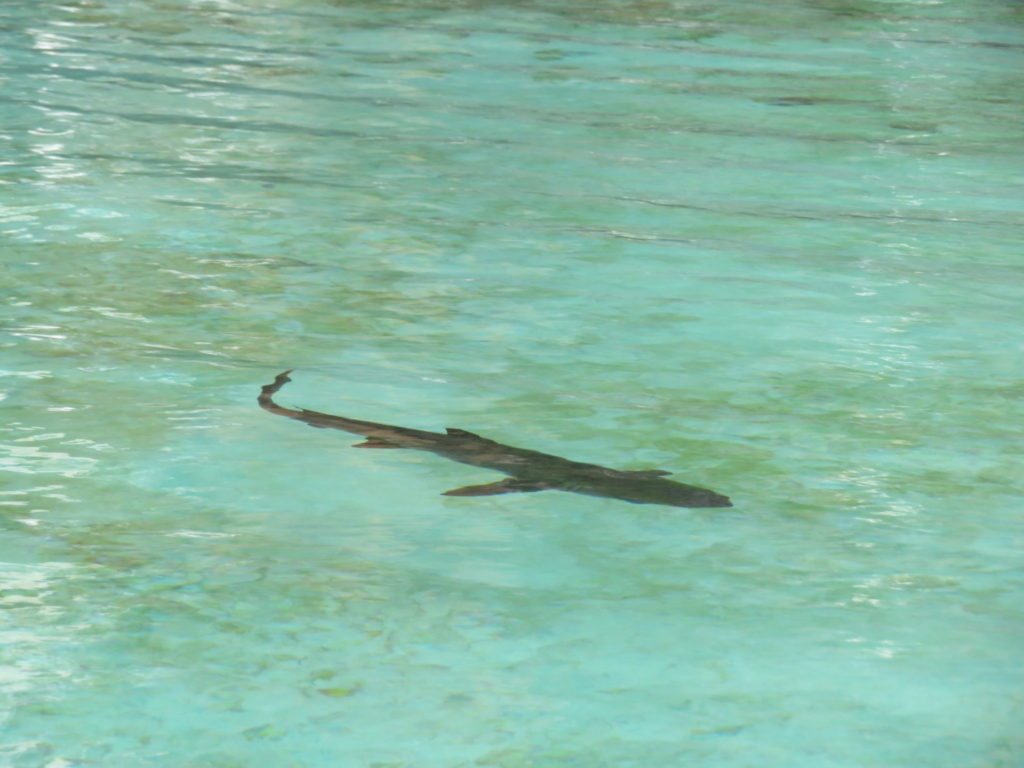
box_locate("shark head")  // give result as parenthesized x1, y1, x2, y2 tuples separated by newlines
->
(661, 484, 733, 508)
(581, 471, 732, 508)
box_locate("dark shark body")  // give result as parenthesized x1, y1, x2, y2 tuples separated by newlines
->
(259, 370, 731, 508)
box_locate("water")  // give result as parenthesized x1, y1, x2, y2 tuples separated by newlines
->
(2, 0, 1023, 765)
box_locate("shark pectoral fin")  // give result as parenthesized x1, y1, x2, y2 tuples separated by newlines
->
(442, 478, 552, 497)
(445, 427, 482, 438)
(630, 469, 673, 477)
(352, 437, 403, 449)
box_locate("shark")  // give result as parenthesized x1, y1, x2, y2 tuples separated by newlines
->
(259, 370, 731, 508)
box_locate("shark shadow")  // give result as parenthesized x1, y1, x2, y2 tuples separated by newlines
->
(259, 370, 731, 508)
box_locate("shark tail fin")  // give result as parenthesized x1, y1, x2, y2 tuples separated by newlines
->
(443, 478, 552, 496)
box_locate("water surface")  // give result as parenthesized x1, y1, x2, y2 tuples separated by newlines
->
(2, 1, 1023, 766)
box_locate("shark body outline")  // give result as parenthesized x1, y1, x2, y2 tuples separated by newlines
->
(259, 370, 731, 508)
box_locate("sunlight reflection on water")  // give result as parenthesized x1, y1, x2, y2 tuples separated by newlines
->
(1, 0, 1022, 766)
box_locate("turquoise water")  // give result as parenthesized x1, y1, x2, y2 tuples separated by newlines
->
(2, 0, 1023, 765)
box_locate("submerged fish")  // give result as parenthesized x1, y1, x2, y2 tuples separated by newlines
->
(259, 370, 731, 508)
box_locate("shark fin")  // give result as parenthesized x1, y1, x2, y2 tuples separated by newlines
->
(352, 437, 403, 449)
(629, 469, 673, 477)
(443, 478, 552, 496)
(445, 427, 482, 438)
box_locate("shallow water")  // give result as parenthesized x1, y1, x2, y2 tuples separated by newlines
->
(2, 1, 1023, 766)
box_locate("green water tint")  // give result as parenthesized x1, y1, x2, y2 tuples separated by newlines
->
(2, 0, 1023, 766)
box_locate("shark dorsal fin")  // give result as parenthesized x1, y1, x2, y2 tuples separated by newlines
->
(630, 469, 673, 478)
(445, 427, 481, 438)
